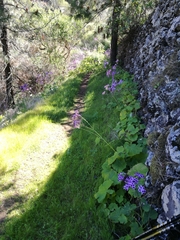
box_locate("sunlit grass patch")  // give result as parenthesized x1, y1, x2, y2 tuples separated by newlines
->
(0, 71, 84, 238)
(2, 63, 117, 240)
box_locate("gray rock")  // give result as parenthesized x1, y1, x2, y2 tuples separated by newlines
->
(161, 180, 180, 220)
(166, 123, 180, 164)
(176, 165, 180, 173)
(118, 0, 180, 223)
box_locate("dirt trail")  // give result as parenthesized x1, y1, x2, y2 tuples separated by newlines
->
(0, 72, 91, 234)
(61, 72, 91, 135)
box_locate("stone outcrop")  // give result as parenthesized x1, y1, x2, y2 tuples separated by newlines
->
(118, 0, 180, 224)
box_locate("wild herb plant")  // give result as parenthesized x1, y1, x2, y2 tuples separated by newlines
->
(94, 61, 157, 239)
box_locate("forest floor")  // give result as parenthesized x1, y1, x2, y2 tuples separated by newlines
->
(0, 73, 91, 235)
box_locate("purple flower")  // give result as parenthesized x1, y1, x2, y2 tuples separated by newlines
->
(138, 185, 146, 195)
(20, 83, 29, 92)
(123, 184, 131, 191)
(106, 69, 112, 77)
(118, 79, 123, 85)
(123, 176, 139, 190)
(112, 65, 116, 70)
(104, 84, 110, 91)
(104, 61, 109, 68)
(135, 172, 145, 179)
(110, 80, 120, 92)
(104, 49, 110, 57)
(118, 172, 126, 182)
(72, 110, 81, 128)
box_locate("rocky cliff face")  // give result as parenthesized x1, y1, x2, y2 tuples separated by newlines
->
(119, 0, 180, 224)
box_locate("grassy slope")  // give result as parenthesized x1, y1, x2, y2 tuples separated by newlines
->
(1, 66, 122, 239)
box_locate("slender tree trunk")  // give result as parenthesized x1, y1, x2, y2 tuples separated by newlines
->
(0, 0, 15, 107)
(110, 0, 121, 66)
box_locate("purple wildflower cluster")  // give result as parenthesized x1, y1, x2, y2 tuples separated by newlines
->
(72, 110, 81, 128)
(102, 79, 123, 95)
(118, 172, 146, 195)
(20, 83, 29, 92)
(104, 61, 109, 68)
(19, 71, 53, 94)
(103, 58, 123, 95)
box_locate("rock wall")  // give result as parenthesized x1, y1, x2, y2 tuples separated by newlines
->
(118, 0, 180, 223)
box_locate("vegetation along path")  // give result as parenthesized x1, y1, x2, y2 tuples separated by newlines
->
(0, 72, 91, 236)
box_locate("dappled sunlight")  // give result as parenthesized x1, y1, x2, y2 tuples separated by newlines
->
(0, 119, 70, 227)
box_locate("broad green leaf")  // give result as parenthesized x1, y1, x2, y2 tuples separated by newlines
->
(109, 203, 118, 211)
(107, 151, 119, 165)
(124, 142, 143, 156)
(109, 210, 120, 223)
(128, 163, 148, 176)
(127, 124, 138, 134)
(102, 168, 119, 184)
(115, 195, 124, 204)
(118, 129, 125, 137)
(109, 208, 128, 223)
(148, 208, 158, 220)
(120, 109, 127, 120)
(142, 209, 157, 225)
(126, 133, 138, 142)
(142, 204, 151, 212)
(116, 146, 124, 153)
(118, 214, 128, 224)
(102, 160, 110, 170)
(94, 179, 113, 203)
(112, 158, 126, 172)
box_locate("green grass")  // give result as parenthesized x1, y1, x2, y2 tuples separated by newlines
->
(0, 65, 122, 239)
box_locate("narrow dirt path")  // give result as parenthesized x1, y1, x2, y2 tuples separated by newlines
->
(0, 72, 91, 235)
(61, 72, 91, 135)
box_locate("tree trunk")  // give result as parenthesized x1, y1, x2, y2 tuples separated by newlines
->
(110, 0, 121, 66)
(0, 1, 15, 108)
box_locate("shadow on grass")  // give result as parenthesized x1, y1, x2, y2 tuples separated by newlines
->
(0, 191, 26, 237)
(3, 132, 114, 240)
(2, 72, 115, 240)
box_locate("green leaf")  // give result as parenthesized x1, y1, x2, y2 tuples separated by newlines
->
(102, 168, 119, 184)
(130, 222, 143, 237)
(109, 208, 128, 224)
(109, 203, 118, 211)
(126, 133, 138, 142)
(120, 109, 127, 120)
(127, 124, 138, 134)
(109, 208, 121, 223)
(118, 129, 125, 135)
(118, 214, 128, 224)
(94, 179, 113, 203)
(116, 146, 124, 153)
(148, 208, 158, 220)
(142, 203, 151, 212)
(107, 151, 119, 165)
(115, 194, 124, 204)
(112, 158, 126, 172)
(128, 163, 148, 176)
(124, 142, 143, 156)
(134, 102, 140, 110)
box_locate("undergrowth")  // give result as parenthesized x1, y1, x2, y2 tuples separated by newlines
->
(0, 57, 157, 240)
